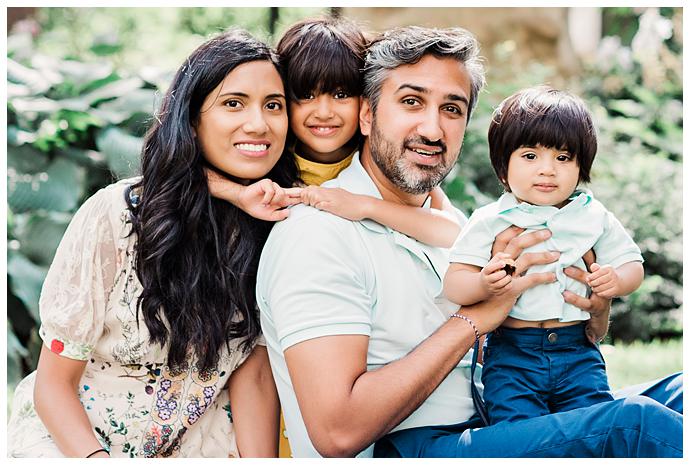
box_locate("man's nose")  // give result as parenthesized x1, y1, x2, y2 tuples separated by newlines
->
(416, 109, 443, 142)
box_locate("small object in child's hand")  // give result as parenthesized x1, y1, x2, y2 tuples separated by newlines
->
(502, 259, 516, 276)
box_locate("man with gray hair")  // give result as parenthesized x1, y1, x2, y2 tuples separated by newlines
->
(256, 26, 682, 458)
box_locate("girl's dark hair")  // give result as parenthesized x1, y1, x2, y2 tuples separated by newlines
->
(276, 16, 367, 101)
(126, 29, 297, 373)
(488, 86, 597, 189)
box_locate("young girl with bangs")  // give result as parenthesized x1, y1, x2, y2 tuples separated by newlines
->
(209, 16, 462, 247)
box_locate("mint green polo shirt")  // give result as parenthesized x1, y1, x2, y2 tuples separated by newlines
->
(449, 191, 643, 322)
(256, 153, 475, 458)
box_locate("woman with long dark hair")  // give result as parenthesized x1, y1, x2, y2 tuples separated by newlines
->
(8, 29, 299, 458)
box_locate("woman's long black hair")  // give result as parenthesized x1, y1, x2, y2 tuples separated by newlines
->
(126, 29, 298, 373)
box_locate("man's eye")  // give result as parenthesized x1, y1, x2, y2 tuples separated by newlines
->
(443, 105, 462, 115)
(402, 98, 420, 106)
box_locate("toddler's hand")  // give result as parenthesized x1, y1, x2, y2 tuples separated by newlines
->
(301, 186, 367, 221)
(481, 252, 514, 296)
(586, 263, 620, 298)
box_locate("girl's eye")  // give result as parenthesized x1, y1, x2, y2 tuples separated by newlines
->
(223, 100, 242, 109)
(300, 93, 315, 101)
(334, 90, 350, 99)
(522, 152, 537, 160)
(557, 154, 572, 162)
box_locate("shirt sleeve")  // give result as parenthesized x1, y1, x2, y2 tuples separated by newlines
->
(257, 210, 373, 352)
(592, 210, 644, 268)
(448, 212, 495, 267)
(38, 186, 120, 361)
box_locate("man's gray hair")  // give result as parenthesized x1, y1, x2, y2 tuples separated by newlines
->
(363, 26, 486, 120)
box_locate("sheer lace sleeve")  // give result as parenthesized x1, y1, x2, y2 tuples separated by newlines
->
(38, 185, 122, 360)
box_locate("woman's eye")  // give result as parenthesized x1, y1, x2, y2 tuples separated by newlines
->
(266, 101, 283, 111)
(224, 100, 242, 108)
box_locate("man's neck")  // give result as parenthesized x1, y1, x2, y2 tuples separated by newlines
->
(360, 145, 429, 208)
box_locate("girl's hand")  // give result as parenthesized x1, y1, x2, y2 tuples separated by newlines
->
(237, 179, 303, 222)
(481, 252, 514, 296)
(301, 186, 369, 221)
(206, 168, 302, 221)
(585, 263, 620, 298)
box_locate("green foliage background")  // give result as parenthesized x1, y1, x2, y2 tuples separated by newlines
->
(7, 7, 683, 390)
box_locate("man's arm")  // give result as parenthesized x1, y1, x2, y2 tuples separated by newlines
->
(283, 231, 557, 457)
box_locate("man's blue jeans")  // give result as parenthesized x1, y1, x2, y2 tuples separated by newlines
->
(374, 372, 683, 457)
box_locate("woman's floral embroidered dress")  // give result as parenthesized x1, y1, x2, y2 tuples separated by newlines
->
(8, 180, 255, 457)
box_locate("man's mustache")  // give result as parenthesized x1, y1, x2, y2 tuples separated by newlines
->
(403, 136, 447, 154)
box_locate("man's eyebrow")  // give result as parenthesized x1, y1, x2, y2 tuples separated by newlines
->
(395, 83, 428, 94)
(395, 84, 469, 106)
(447, 93, 469, 106)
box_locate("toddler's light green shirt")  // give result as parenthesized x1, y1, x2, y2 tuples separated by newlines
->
(449, 191, 643, 322)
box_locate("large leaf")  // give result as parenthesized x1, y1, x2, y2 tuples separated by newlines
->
(7, 251, 49, 321)
(96, 126, 143, 178)
(6, 144, 50, 173)
(7, 155, 86, 213)
(82, 77, 145, 106)
(7, 58, 61, 94)
(14, 212, 72, 267)
(7, 323, 30, 387)
(92, 88, 157, 124)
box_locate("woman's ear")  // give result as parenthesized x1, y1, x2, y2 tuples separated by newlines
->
(359, 97, 372, 137)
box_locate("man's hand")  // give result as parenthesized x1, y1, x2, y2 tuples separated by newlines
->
(464, 227, 558, 335)
(563, 265, 612, 343)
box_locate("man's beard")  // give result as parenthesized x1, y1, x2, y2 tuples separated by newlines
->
(368, 119, 458, 195)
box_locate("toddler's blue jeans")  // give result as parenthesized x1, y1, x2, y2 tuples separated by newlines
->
(481, 323, 614, 424)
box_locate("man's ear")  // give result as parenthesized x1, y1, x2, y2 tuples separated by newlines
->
(359, 97, 372, 136)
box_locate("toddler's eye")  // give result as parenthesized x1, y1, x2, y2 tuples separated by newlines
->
(522, 152, 537, 160)
(557, 154, 572, 162)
